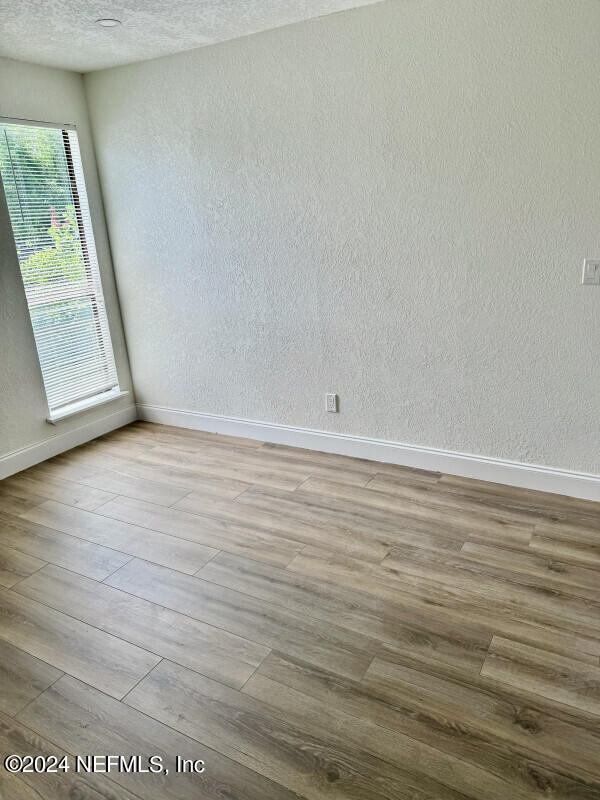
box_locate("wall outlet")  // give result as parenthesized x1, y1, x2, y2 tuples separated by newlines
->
(326, 393, 338, 413)
(582, 259, 600, 285)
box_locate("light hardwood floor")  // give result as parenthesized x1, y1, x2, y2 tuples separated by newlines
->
(1, 421, 600, 799)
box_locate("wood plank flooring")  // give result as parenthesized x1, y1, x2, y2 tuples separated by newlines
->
(0, 421, 599, 799)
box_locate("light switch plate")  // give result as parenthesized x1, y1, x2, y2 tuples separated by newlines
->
(582, 259, 600, 285)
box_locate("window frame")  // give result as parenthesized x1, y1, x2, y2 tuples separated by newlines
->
(0, 115, 126, 423)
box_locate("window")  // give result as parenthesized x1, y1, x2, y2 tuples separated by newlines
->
(0, 119, 119, 420)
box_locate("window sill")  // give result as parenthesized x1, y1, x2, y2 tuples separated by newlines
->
(46, 389, 129, 424)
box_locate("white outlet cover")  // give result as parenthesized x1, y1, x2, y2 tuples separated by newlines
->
(326, 393, 338, 412)
(582, 259, 600, 285)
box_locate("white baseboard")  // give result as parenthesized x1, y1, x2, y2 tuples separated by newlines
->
(0, 405, 137, 480)
(12, 399, 597, 503)
(137, 403, 600, 503)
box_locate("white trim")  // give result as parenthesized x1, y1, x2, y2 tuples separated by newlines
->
(47, 389, 128, 424)
(0, 116, 76, 131)
(137, 403, 600, 502)
(0, 405, 136, 480)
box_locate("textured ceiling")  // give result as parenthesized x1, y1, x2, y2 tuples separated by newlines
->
(1, 0, 384, 72)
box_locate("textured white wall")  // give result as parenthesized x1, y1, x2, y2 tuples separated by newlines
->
(0, 58, 133, 456)
(85, 0, 600, 474)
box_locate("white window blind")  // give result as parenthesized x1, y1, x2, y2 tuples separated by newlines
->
(0, 120, 119, 415)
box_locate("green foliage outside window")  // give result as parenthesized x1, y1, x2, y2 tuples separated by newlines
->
(0, 125, 85, 285)
(20, 204, 86, 285)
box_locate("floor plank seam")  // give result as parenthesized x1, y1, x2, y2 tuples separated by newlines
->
(193, 548, 222, 574)
(167, 488, 194, 508)
(7, 577, 166, 662)
(88, 566, 281, 666)
(231, 485, 253, 501)
(119, 657, 165, 703)
(1, 557, 49, 590)
(0, 508, 151, 574)
(2, 582, 271, 701)
(12, 671, 65, 720)
(238, 650, 273, 692)
(100, 553, 135, 583)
